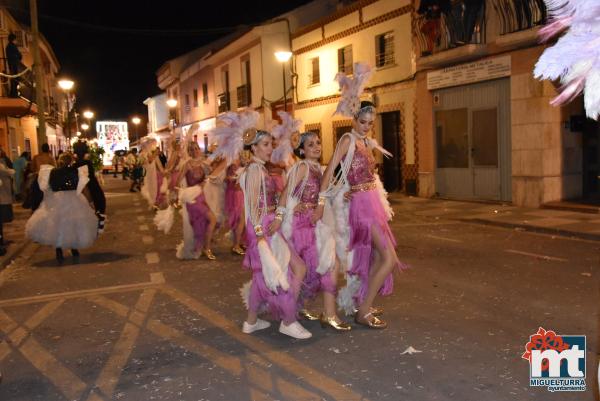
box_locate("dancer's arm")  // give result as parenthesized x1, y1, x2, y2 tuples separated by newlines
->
(311, 136, 350, 223)
(244, 164, 267, 241)
(267, 163, 307, 235)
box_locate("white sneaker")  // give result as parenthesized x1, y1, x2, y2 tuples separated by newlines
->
(279, 321, 312, 339)
(242, 319, 271, 334)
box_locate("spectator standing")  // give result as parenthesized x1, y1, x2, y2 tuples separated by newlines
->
(13, 151, 28, 201)
(5, 33, 22, 98)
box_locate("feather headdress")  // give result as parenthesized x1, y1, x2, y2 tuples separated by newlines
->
(209, 109, 259, 164)
(333, 62, 374, 118)
(534, 0, 600, 119)
(270, 111, 302, 165)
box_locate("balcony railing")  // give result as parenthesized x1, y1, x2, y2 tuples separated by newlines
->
(415, 1, 486, 57)
(236, 84, 251, 108)
(492, 0, 546, 35)
(217, 91, 230, 113)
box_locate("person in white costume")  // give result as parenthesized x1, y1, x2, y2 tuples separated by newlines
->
(25, 153, 98, 262)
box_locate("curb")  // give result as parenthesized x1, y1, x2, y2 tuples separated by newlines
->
(460, 218, 600, 242)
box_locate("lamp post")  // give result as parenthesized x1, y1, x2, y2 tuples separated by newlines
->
(131, 116, 141, 144)
(83, 110, 94, 137)
(58, 79, 75, 145)
(274, 51, 292, 112)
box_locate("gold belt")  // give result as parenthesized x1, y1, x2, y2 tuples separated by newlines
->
(266, 206, 276, 212)
(349, 181, 377, 193)
(294, 202, 317, 213)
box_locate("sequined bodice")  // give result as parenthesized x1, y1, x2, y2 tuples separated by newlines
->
(185, 162, 206, 186)
(345, 144, 375, 185)
(264, 172, 280, 208)
(295, 164, 321, 204)
(226, 163, 239, 181)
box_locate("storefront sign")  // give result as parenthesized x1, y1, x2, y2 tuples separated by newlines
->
(427, 56, 511, 90)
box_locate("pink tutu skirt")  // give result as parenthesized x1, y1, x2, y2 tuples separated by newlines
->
(291, 210, 336, 304)
(243, 213, 302, 322)
(348, 189, 408, 306)
(186, 193, 210, 251)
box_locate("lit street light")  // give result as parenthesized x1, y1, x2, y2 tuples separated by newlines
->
(83, 110, 95, 137)
(131, 116, 141, 144)
(58, 79, 75, 144)
(81, 123, 89, 131)
(274, 51, 292, 112)
(166, 99, 178, 144)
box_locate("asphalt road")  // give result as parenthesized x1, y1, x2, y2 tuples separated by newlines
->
(0, 176, 597, 401)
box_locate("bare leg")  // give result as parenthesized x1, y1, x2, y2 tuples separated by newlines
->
(322, 260, 340, 318)
(246, 310, 258, 325)
(356, 227, 398, 321)
(203, 209, 217, 251)
(283, 251, 306, 325)
(234, 209, 245, 247)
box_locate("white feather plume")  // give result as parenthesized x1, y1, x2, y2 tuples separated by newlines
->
(270, 111, 302, 166)
(535, 0, 600, 119)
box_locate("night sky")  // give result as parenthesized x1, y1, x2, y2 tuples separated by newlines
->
(8, 0, 314, 131)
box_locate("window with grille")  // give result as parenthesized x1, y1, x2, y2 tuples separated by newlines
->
(375, 31, 394, 68)
(202, 83, 208, 104)
(193, 89, 198, 107)
(338, 45, 353, 74)
(309, 57, 320, 86)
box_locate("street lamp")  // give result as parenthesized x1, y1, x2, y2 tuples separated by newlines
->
(274, 51, 292, 112)
(131, 116, 141, 144)
(83, 110, 95, 138)
(58, 79, 75, 144)
(166, 98, 178, 142)
(81, 123, 89, 131)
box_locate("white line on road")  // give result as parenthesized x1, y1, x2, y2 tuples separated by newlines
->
(505, 249, 568, 262)
(0, 276, 165, 307)
(136, 216, 145, 222)
(426, 234, 462, 243)
(142, 235, 154, 244)
(145, 252, 160, 264)
(139, 224, 149, 231)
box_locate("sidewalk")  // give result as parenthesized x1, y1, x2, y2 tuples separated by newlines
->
(390, 194, 600, 241)
(0, 203, 31, 269)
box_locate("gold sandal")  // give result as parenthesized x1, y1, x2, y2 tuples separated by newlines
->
(354, 312, 387, 329)
(320, 314, 351, 331)
(203, 249, 216, 260)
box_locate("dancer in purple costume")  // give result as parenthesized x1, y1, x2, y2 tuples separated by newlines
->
(240, 127, 312, 339)
(314, 62, 408, 329)
(270, 131, 351, 331)
(224, 160, 246, 255)
(176, 142, 218, 260)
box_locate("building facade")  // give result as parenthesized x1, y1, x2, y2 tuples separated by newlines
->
(292, 0, 417, 193)
(0, 7, 67, 159)
(413, 0, 585, 207)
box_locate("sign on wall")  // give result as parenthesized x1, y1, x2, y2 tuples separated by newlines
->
(427, 56, 511, 90)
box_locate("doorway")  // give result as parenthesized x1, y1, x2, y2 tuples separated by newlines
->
(433, 79, 511, 201)
(380, 111, 402, 192)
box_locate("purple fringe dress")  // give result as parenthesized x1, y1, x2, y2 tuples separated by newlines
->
(224, 163, 245, 238)
(290, 164, 336, 304)
(243, 162, 302, 323)
(344, 145, 408, 306)
(184, 165, 210, 251)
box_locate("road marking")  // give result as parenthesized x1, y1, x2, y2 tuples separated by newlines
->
(139, 224, 149, 231)
(87, 289, 156, 401)
(136, 216, 145, 222)
(145, 252, 160, 264)
(426, 234, 462, 243)
(91, 296, 342, 400)
(142, 235, 154, 244)
(0, 276, 164, 307)
(162, 285, 368, 401)
(0, 301, 87, 400)
(505, 249, 568, 262)
(20, 336, 87, 400)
